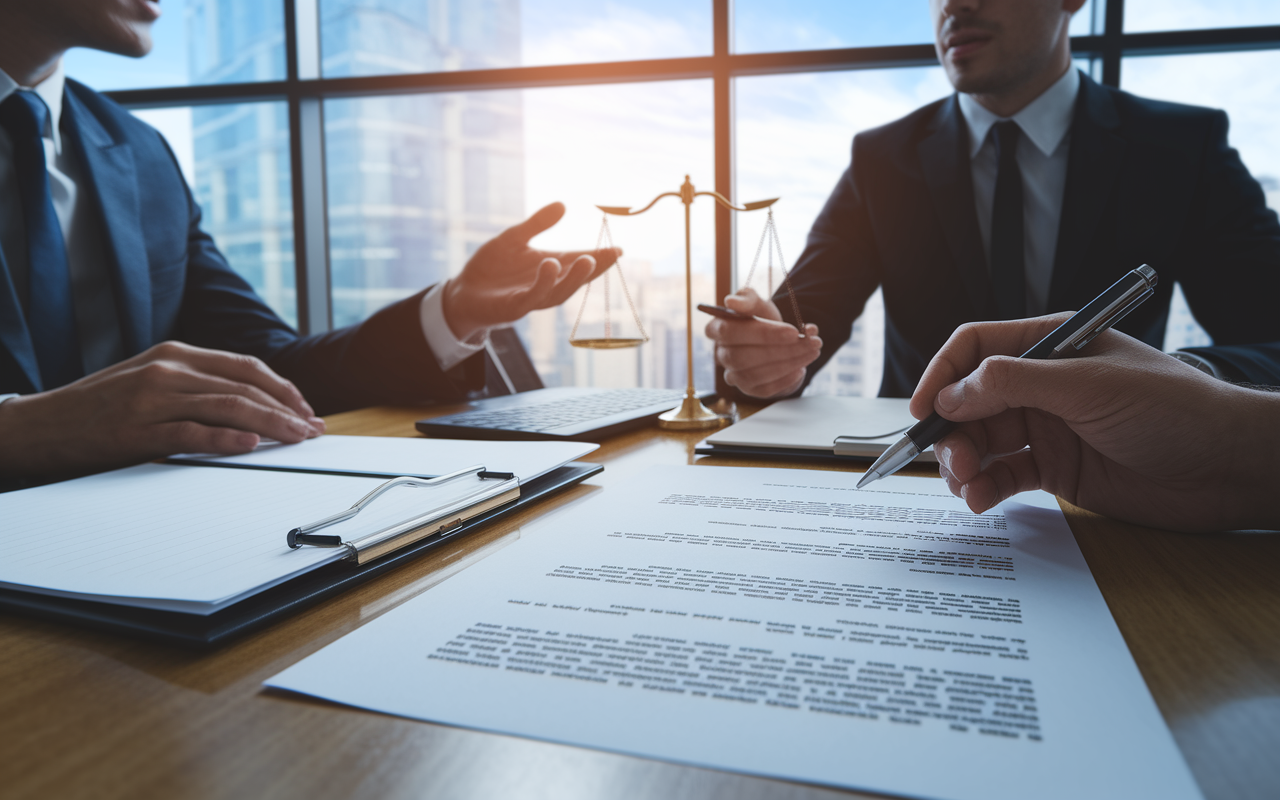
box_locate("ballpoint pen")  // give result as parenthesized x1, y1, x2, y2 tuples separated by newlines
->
(856, 264, 1160, 490)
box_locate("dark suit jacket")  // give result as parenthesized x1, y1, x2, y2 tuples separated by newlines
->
(0, 79, 480, 413)
(779, 72, 1280, 397)
(1184, 343, 1280, 386)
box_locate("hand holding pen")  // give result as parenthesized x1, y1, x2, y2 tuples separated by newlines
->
(885, 305, 1280, 533)
(858, 265, 1160, 489)
(704, 288, 822, 399)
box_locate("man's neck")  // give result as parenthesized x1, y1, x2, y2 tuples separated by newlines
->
(0, 10, 65, 87)
(968, 59, 1072, 119)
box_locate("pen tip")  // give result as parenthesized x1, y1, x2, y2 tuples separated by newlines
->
(856, 471, 875, 490)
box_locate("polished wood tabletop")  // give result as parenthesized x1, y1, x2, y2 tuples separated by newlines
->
(4, 402, 1279, 800)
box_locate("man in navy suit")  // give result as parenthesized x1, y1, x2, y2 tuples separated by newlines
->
(708, 0, 1280, 399)
(0, 0, 616, 482)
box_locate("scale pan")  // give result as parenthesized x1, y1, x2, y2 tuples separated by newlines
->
(569, 337, 647, 350)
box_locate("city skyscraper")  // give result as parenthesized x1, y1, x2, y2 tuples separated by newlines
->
(187, 0, 294, 324)
(187, 0, 525, 330)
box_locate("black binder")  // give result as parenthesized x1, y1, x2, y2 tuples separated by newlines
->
(0, 462, 601, 647)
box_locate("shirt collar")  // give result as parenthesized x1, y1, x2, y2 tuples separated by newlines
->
(959, 66, 1080, 158)
(0, 61, 67, 152)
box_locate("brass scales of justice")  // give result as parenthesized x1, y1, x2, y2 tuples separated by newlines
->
(569, 175, 803, 431)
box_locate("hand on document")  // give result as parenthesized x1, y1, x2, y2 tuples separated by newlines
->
(706, 287, 822, 399)
(0, 341, 324, 480)
(910, 314, 1280, 532)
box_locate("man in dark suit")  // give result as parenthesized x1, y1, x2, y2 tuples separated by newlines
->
(708, 0, 1280, 399)
(0, 0, 616, 482)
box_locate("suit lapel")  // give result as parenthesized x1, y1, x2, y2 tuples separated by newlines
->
(917, 95, 991, 317)
(0, 246, 41, 392)
(62, 87, 152, 356)
(1048, 76, 1125, 309)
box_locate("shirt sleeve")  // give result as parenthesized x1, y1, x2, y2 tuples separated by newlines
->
(419, 282, 488, 371)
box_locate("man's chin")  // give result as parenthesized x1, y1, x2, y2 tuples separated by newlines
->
(90, 30, 154, 59)
(945, 66, 1011, 98)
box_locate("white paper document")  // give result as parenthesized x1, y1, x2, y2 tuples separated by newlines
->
(267, 467, 1200, 800)
(172, 434, 598, 482)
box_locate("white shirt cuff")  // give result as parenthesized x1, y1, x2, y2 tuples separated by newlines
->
(420, 283, 487, 372)
(0, 394, 20, 405)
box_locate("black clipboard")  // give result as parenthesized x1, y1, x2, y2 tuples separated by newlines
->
(0, 462, 601, 647)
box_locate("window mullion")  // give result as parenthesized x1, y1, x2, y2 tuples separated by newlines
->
(714, 0, 735, 395)
(287, 0, 332, 335)
(1103, 0, 1126, 86)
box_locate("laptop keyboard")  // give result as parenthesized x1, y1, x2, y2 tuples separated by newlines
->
(430, 388, 687, 433)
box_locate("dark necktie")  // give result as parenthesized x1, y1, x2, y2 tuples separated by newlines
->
(990, 120, 1026, 320)
(0, 90, 83, 389)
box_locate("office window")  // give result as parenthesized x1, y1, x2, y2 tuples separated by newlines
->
(325, 91, 522, 327)
(319, 0, 712, 77)
(520, 81, 715, 391)
(1124, 0, 1280, 33)
(91, 1, 1280, 396)
(327, 80, 715, 390)
(193, 102, 298, 327)
(735, 0, 1099, 54)
(63, 0, 286, 89)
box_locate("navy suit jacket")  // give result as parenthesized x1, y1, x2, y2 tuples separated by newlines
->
(0, 79, 480, 413)
(779, 73, 1280, 396)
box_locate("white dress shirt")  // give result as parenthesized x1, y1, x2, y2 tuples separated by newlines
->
(959, 67, 1080, 316)
(0, 63, 483, 386)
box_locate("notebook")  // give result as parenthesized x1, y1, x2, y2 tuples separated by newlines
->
(695, 396, 938, 463)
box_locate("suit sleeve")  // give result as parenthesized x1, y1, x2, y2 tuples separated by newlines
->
(1175, 110, 1280, 379)
(172, 184, 482, 416)
(1180, 343, 1280, 387)
(772, 145, 883, 393)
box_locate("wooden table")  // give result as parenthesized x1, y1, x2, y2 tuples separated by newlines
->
(4, 403, 1279, 800)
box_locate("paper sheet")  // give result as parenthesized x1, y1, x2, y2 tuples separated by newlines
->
(171, 435, 598, 481)
(267, 466, 1200, 800)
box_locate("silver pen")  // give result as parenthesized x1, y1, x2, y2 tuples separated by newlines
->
(857, 264, 1159, 490)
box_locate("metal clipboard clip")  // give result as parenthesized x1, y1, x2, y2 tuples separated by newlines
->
(285, 465, 520, 565)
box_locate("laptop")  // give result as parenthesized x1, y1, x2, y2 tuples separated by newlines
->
(416, 328, 711, 441)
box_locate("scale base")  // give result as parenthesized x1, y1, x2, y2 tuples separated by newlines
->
(658, 394, 732, 431)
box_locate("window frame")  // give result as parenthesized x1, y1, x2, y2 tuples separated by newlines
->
(104, 0, 1280, 392)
